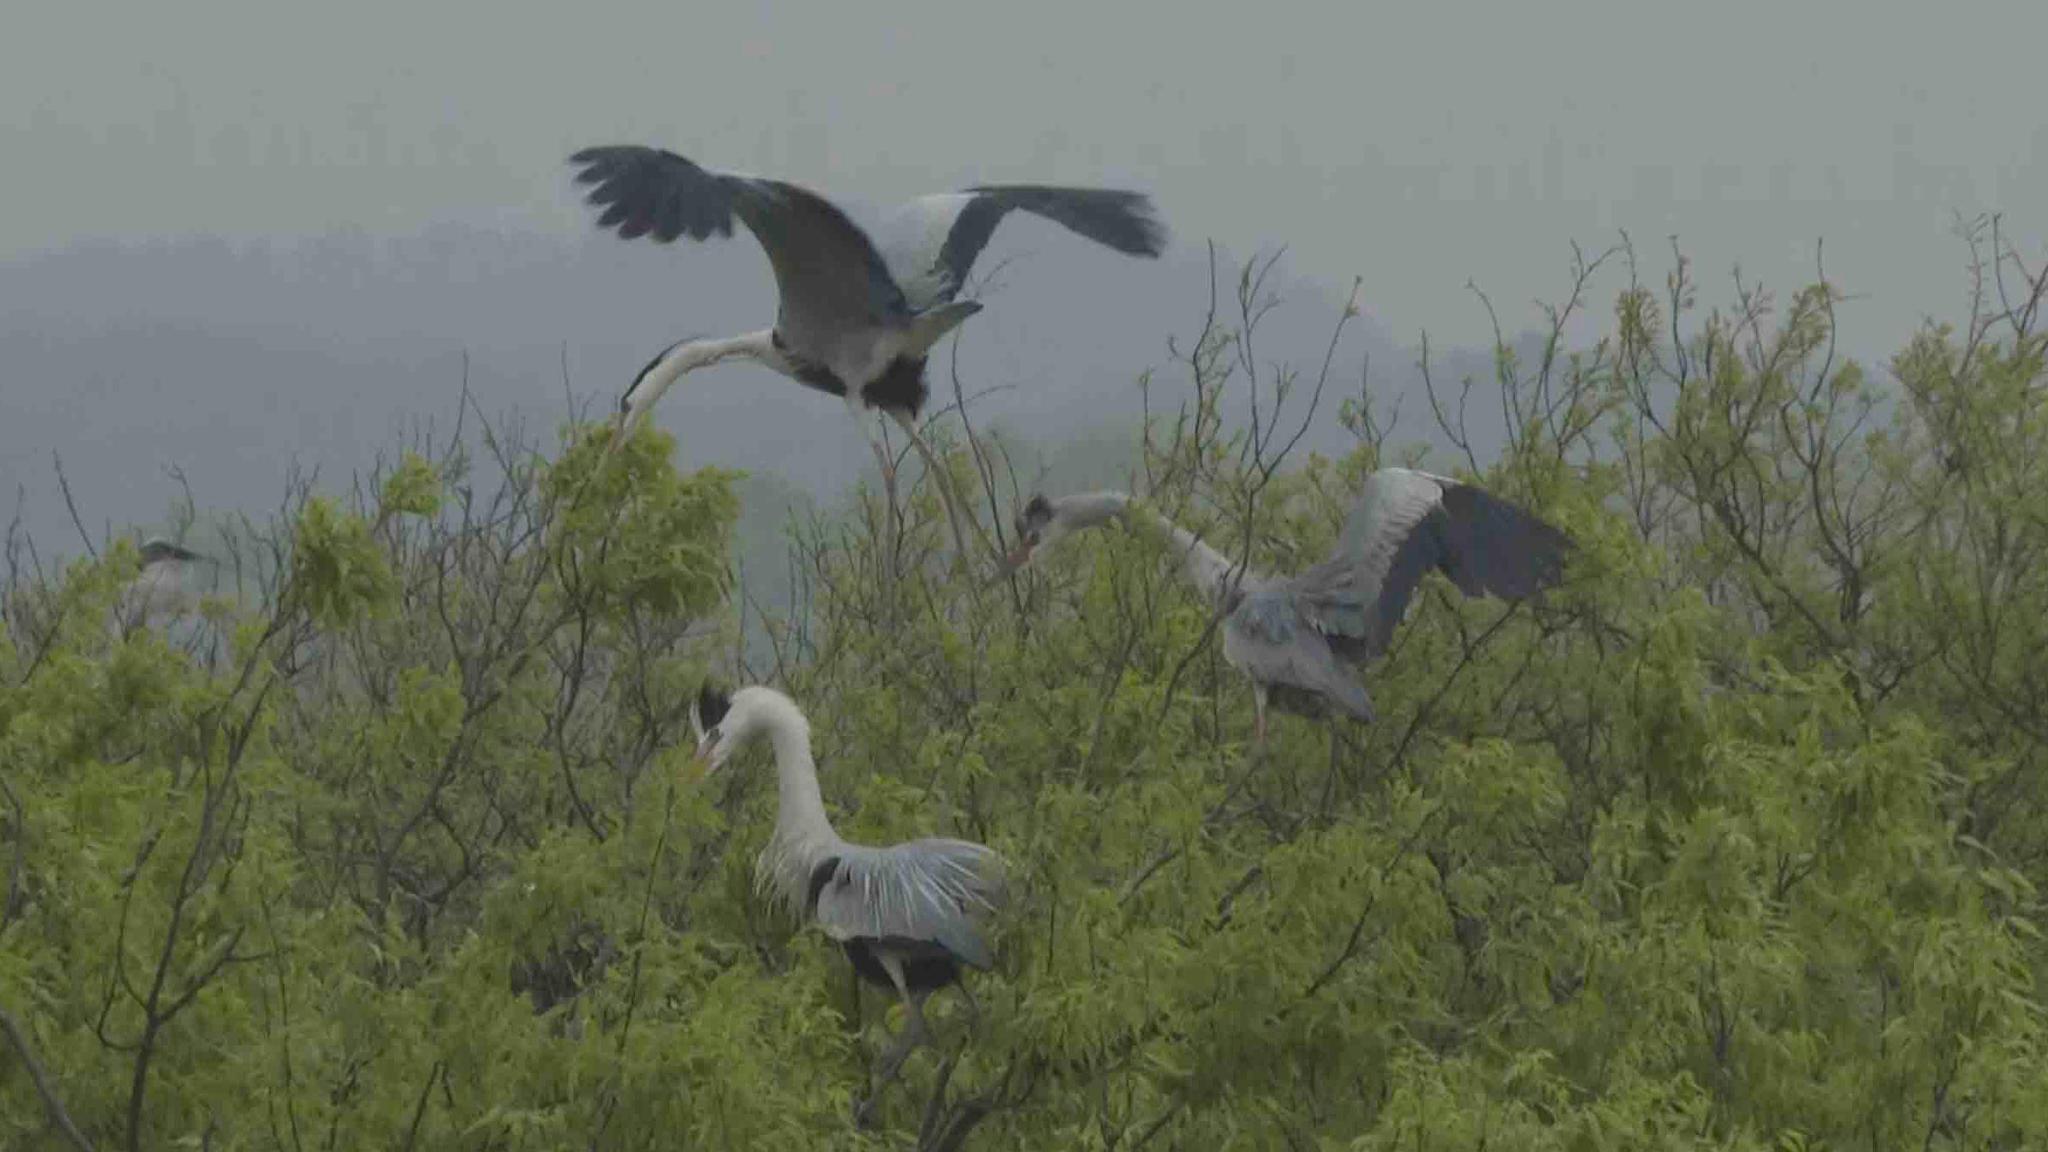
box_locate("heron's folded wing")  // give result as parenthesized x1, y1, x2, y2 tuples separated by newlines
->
(810, 838, 1006, 970)
(1227, 590, 1376, 720)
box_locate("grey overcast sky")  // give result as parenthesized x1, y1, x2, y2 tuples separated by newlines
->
(4, 0, 2045, 347)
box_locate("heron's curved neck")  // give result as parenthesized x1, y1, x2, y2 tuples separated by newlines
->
(627, 330, 780, 410)
(760, 704, 836, 845)
(1054, 490, 1240, 600)
(712, 329, 782, 370)
(1127, 503, 1242, 603)
(1052, 491, 1134, 529)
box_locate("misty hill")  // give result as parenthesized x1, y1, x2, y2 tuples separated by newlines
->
(0, 221, 1515, 559)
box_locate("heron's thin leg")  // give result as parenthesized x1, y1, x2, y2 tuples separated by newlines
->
(876, 993, 930, 1085)
(957, 980, 983, 1031)
(1318, 718, 1343, 812)
(887, 410, 995, 566)
(864, 421, 902, 513)
(1252, 683, 1270, 752)
(855, 954, 930, 1127)
(854, 407, 904, 595)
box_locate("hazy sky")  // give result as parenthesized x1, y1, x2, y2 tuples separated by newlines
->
(5, 0, 2045, 347)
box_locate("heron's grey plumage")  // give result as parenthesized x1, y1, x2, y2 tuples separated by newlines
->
(1277, 469, 1574, 661)
(574, 144, 1167, 565)
(690, 681, 1005, 1119)
(571, 146, 911, 377)
(115, 537, 210, 634)
(1222, 582, 1378, 721)
(1012, 470, 1573, 732)
(571, 145, 1166, 418)
(691, 683, 1006, 976)
(805, 840, 1004, 970)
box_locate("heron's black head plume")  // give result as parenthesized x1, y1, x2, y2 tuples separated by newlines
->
(1015, 493, 1054, 538)
(697, 681, 732, 731)
(625, 338, 684, 413)
(140, 538, 202, 564)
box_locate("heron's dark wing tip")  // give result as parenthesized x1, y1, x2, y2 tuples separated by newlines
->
(946, 184, 1171, 268)
(1109, 191, 1171, 257)
(566, 145, 747, 246)
(566, 146, 633, 182)
(1070, 188, 1168, 258)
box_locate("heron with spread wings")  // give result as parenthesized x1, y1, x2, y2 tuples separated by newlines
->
(1006, 469, 1574, 746)
(569, 144, 1168, 559)
(690, 681, 1007, 1123)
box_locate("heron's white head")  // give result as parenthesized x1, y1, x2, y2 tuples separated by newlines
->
(1005, 494, 1064, 568)
(1006, 492, 1133, 569)
(689, 682, 806, 774)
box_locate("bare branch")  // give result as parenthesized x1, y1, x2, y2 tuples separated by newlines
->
(0, 1003, 97, 1152)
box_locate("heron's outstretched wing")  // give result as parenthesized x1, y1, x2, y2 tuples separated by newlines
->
(1282, 469, 1573, 661)
(807, 838, 1007, 970)
(568, 146, 911, 355)
(881, 186, 1168, 310)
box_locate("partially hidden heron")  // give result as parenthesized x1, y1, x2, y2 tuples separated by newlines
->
(568, 144, 1168, 560)
(113, 537, 210, 635)
(1005, 469, 1574, 746)
(690, 681, 1007, 1120)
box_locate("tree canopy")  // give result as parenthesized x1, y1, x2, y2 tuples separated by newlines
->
(4, 227, 2047, 1149)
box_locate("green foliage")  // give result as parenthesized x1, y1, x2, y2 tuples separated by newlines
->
(290, 495, 398, 628)
(546, 424, 742, 621)
(380, 451, 445, 521)
(5, 231, 2048, 1149)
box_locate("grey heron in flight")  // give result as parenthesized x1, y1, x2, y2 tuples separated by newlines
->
(690, 681, 1007, 1121)
(114, 537, 210, 634)
(568, 144, 1168, 558)
(1006, 470, 1573, 746)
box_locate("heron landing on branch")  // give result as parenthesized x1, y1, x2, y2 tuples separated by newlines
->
(1006, 469, 1574, 748)
(690, 682, 1008, 1124)
(568, 144, 1168, 562)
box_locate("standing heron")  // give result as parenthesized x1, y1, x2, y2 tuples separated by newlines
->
(690, 682, 1007, 1121)
(113, 537, 210, 635)
(568, 144, 1168, 559)
(1005, 470, 1573, 745)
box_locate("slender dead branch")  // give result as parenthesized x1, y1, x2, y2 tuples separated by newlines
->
(1, 1003, 97, 1152)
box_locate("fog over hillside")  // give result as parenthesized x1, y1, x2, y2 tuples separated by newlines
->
(1, 220, 1529, 558)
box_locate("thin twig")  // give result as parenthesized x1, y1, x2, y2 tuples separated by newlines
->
(52, 453, 97, 561)
(1, 1003, 97, 1151)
